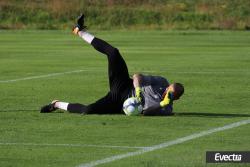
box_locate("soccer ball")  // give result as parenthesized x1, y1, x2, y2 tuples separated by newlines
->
(123, 97, 143, 116)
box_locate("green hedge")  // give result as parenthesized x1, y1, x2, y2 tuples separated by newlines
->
(0, 0, 250, 30)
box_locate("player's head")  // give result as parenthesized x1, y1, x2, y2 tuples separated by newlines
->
(167, 83, 184, 100)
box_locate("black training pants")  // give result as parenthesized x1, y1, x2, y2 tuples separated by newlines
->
(67, 37, 133, 114)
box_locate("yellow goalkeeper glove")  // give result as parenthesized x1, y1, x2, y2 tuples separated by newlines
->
(160, 91, 174, 107)
(135, 87, 142, 102)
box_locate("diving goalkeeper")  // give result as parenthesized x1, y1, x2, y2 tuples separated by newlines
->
(40, 14, 184, 116)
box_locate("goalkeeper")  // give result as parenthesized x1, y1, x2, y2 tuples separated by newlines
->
(41, 14, 184, 116)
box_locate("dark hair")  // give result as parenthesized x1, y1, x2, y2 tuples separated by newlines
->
(173, 83, 184, 99)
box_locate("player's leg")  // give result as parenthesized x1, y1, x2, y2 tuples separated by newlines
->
(73, 14, 132, 92)
(83, 92, 123, 114)
(40, 93, 123, 114)
(78, 32, 131, 91)
(40, 100, 83, 113)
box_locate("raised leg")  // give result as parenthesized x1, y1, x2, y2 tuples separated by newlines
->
(90, 37, 132, 93)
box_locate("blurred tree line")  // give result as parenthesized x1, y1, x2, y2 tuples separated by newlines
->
(0, 0, 249, 30)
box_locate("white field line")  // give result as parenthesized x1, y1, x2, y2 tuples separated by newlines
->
(0, 142, 147, 149)
(0, 69, 248, 83)
(77, 119, 250, 167)
(0, 69, 93, 83)
(142, 70, 250, 74)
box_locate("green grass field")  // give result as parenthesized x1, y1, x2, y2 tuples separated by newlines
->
(0, 30, 250, 167)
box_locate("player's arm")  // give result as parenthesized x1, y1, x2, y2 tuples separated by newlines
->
(142, 104, 173, 116)
(133, 73, 144, 102)
(142, 104, 161, 116)
(133, 74, 165, 98)
(133, 73, 143, 88)
(143, 91, 174, 116)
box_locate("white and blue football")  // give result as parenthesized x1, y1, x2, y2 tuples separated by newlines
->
(123, 97, 143, 116)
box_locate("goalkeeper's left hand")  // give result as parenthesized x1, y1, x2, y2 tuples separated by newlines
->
(135, 87, 143, 102)
(160, 90, 174, 107)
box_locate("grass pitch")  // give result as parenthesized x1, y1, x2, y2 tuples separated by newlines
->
(0, 30, 250, 167)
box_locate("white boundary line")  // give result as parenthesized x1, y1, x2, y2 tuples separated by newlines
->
(0, 142, 147, 149)
(0, 69, 92, 83)
(77, 119, 250, 167)
(0, 69, 249, 83)
(142, 70, 250, 74)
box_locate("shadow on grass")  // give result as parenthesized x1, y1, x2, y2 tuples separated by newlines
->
(1, 110, 249, 118)
(175, 112, 250, 118)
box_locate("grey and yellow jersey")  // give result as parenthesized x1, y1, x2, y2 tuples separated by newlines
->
(130, 75, 173, 113)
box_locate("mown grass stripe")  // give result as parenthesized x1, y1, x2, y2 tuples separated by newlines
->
(1, 69, 249, 83)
